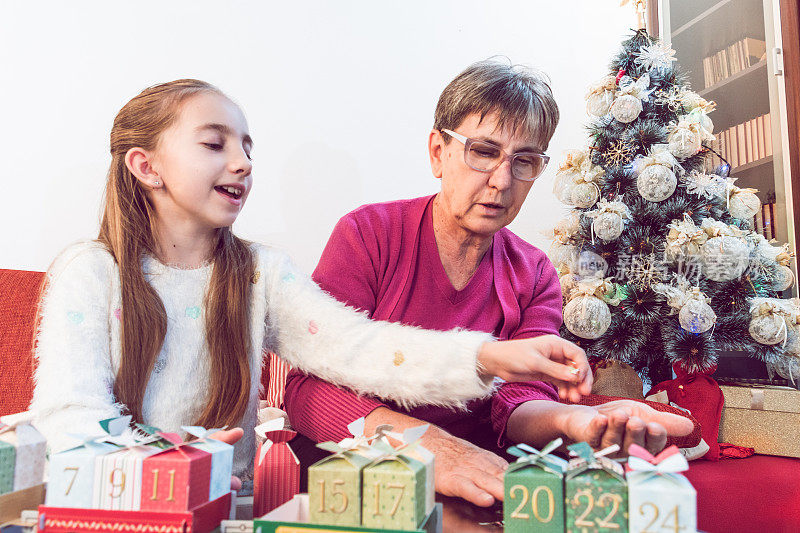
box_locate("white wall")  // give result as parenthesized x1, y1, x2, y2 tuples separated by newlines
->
(0, 1, 634, 272)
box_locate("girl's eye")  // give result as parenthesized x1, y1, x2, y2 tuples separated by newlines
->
(203, 143, 223, 151)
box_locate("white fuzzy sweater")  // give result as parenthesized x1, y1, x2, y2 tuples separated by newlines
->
(30, 241, 494, 477)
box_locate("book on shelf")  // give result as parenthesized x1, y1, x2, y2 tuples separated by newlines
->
(754, 209, 764, 234)
(765, 113, 772, 156)
(759, 202, 777, 240)
(703, 37, 767, 88)
(737, 123, 747, 165)
(714, 113, 772, 171)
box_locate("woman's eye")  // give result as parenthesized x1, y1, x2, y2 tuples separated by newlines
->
(203, 143, 223, 151)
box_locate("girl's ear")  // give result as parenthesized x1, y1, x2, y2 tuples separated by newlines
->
(125, 147, 161, 188)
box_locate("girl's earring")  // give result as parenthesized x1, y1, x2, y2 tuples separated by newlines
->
(154, 180, 160, 187)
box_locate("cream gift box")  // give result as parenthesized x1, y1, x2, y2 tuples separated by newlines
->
(45, 415, 130, 508)
(91, 439, 161, 511)
(626, 444, 696, 533)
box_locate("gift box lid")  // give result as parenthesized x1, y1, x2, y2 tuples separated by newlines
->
(565, 442, 625, 482)
(720, 384, 800, 414)
(506, 438, 567, 477)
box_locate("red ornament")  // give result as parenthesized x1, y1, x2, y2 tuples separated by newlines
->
(616, 68, 627, 84)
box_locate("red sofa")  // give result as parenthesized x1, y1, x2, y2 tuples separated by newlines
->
(2, 268, 799, 532)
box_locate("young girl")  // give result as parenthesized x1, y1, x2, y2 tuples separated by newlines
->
(30, 80, 590, 479)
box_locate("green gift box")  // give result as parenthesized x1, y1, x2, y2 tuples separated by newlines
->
(308, 440, 374, 527)
(503, 439, 568, 533)
(565, 442, 628, 533)
(376, 424, 435, 517)
(361, 439, 426, 530)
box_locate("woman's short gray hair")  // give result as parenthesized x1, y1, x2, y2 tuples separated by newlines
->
(434, 58, 560, 151)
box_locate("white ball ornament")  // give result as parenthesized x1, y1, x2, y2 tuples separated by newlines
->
(701, 236, 750, 281)
(773, 264, 795, 292)
(769, 356, 800, 383)
(749, 313, 788, 345)
(568, 182, 600, 208)
(564, 295, 612, 339)
(784, 328, 800, 356)
(637, 164, 677, 202)
(697, 113, 714, 136)
(587, 91, 614, 117)
(576, 251, 609, 278)
(549, 240, 578, 271)
(610, 94, 643, 123)
(591, 211, 626, 241)
(680, 90, 704, 111)
(728, 189, 761, 220)
(668, 125, 702, 159)
(560, 274, 579, 304)
(678, 298, 717, 334)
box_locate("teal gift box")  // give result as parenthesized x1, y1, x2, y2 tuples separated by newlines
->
(503, 439, 568, 533)
(626, 444, 696, 533)
(565, 442, 628, 533)
(0, 411, 46, 494)
(183, 425, 235, 502)
(361, 438, 427, 530)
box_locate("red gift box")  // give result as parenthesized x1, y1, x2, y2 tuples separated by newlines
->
(140, 444, 212, 512)
(253, 419, 300, 517)
(38, 491, 231, 533)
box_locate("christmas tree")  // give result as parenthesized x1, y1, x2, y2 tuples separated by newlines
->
(550, 28, 799, 387)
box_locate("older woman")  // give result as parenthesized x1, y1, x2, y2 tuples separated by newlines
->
(285, 59, 693, 507)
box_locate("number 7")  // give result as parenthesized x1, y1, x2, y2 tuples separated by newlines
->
(63, 467, 79, 496)
(386, 483, 405, 517)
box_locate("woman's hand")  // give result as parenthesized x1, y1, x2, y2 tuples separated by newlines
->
(208, 427, 244, 491)
(478, 335, 592, 402)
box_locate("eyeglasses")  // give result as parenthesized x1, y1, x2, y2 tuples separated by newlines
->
(441, 129, 549, 182)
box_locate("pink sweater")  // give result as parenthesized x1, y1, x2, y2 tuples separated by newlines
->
(284, 195, 563, 453)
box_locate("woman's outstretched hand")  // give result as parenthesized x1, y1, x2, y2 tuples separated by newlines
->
(478, 335, 592, 402)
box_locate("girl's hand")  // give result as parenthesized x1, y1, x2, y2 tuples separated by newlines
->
(478, 335, 592, 402)
(208, 427, 244, 491)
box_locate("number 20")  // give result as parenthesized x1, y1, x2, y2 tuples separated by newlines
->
(509, 484, 555, 523)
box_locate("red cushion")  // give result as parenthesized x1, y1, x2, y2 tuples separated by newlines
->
(0, 269, 44, 416)
(685, 454, 800, 532)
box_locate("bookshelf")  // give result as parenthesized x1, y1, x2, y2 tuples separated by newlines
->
(654, 0, 800, 384)
(656, 0, 798, 288)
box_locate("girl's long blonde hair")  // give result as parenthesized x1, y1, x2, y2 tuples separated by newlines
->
(97, 79, 254, 429)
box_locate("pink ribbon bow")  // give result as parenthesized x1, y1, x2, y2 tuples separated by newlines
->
(627, 444, 689, 474)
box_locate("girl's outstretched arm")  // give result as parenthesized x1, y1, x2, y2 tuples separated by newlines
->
(260, 248, 589, 408)
(29, 242, 127, 450)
